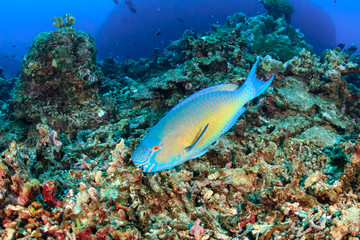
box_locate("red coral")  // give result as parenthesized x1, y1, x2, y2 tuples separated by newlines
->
(77, 227, 96, 240)
(96, 226, 110, 239)
(42, 180, 61, 208)
(239, 214, 256, 228)
(53, 233, 66, 240)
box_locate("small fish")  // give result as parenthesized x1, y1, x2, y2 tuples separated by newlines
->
(155, 29, 161, 36)
(125, 0, 137, 13)
(113, 0, 119, 5)
(125, 0, 134, 8)
(12, 45, 16, 47)
(128, 7, 137, 14)
(132, 56, 274, 172)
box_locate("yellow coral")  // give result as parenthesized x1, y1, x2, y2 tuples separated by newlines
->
(65, 14, 76, 27)
(53, 14, 75, 28)
(53, 16, 64, 28)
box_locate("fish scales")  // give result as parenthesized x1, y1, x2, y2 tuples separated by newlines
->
(170, 91, 234, 148)
(132, 56, 274, 172)
(180, 93, 231, 146)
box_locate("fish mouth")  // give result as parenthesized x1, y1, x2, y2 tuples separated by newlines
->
(134, 162, 156, 173)
(133, 158, 150, 169)
(140, 165, 147, 172)
(132, 160, 147, 171)
(140, 164, 155, 173)
(132, 161, 150, 173)
(132, 144, 151, 165)
(134, 161, 146, 167)
(131, 153, 149, 171)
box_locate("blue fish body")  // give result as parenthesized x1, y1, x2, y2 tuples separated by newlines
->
(132, 56, 273, 172)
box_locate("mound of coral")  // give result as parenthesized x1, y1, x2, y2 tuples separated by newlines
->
(1, 7, 360, 240)
(11, 26, 108, 136)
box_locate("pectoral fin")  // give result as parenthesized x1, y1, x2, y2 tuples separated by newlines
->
(185, 123, 209, 152)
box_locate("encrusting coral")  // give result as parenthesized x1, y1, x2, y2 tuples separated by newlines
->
(1, 9, 360, 240)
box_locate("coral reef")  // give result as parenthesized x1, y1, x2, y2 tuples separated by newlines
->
(0, 73, 19, 152)
(180, 12, 312, 63)
(10, 26, 109, 136)
(0, 67, 4, 79)
(259, 0, 294, 23)
(1, 11, 360, 240)
(0, 141, 40, 207)
(0, 77, 16, 103)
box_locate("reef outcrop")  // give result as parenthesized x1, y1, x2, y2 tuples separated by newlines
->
(178, 12, 313, 64)
(11, 27, 107, 135)
(259, 0, 294, 23)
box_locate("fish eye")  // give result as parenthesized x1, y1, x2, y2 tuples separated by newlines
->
(152, 145, 160, 151)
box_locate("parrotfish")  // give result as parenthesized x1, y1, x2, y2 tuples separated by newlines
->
(132, 56, 273, 173)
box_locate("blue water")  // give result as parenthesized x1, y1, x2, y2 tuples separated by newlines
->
(0, 0, 359, 77)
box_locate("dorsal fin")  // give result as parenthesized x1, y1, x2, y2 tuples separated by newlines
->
(168, 83, 239, 114)
(185, 123, 209, 152)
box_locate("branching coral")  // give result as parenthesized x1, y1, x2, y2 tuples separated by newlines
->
(53, 13, 75, 28)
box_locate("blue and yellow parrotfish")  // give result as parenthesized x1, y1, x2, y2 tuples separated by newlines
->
(132, 56, 273, 173)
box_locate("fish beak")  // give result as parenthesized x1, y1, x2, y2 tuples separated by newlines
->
(140, 165, 148, 172)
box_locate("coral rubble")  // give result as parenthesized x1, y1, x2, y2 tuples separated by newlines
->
(1, 10, 360, 240)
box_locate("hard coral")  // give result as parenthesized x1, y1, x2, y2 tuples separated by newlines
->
(260, 0, 294, 23)
(41, 180, 61, 208)
(53, 13, 76, 28)
(0, 141, 40, 207)
(184, 13, 312, 63)
(31, 124, 63, 177)
(11, 24, 107, 136)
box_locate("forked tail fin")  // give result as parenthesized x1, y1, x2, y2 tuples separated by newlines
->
(237, 56, 274, 102)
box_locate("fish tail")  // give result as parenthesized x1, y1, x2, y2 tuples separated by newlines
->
(237, 56, 274, 102)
